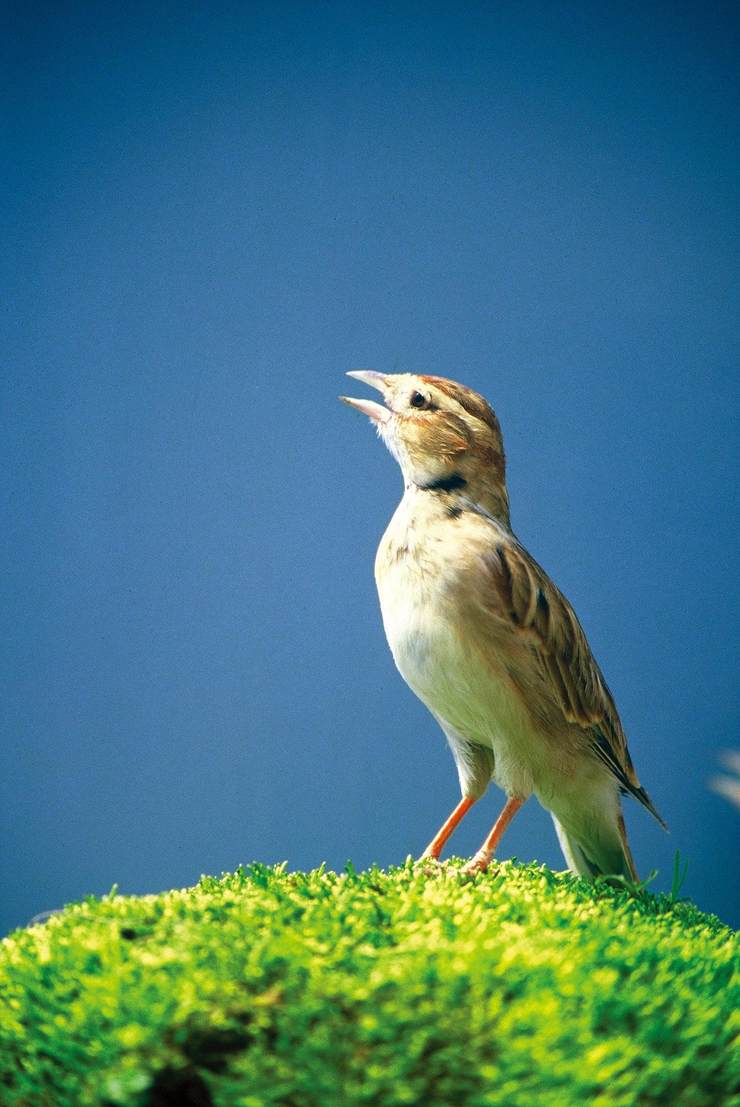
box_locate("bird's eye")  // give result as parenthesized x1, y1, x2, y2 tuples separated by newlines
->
(409, 391, 427, 409)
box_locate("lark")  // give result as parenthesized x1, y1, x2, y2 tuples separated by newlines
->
(341, 371, 664, 877)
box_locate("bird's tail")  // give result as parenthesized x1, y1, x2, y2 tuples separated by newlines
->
(552, 809, 638, 882)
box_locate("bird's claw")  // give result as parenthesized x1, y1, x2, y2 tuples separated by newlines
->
(461, 852, 492, 877)
(415, 853, 443, 877)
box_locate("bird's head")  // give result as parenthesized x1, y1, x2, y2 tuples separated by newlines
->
(340, 371, 510, 525)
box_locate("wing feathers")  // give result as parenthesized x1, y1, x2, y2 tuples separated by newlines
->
(593, 730, 667, 829)
(485, 535, 665, 828)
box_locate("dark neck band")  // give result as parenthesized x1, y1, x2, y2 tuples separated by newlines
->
(416, 473, 467, 492)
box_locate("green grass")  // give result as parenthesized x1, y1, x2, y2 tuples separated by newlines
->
(1, 860, 737, 1107)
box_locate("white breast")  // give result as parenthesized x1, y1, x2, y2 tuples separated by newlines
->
(375, 538, 543, 799)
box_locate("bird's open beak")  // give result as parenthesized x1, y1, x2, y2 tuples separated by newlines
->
(339, 370, 390, 424)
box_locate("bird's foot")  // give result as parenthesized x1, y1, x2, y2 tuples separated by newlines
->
(461, 851, 492, 876)
(415, 851, 443, 877)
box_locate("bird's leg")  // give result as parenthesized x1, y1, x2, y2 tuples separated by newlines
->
(419, 795, 476, 861)
(462, 795, 525, 874)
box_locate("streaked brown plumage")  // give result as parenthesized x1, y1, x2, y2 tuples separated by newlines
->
(341, 370, 664, 878)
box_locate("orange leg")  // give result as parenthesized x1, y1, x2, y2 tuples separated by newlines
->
(462, 795, 526, 874)
(419, 795, 476, 860)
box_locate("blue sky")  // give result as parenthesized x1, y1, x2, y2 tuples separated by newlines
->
(3, 1, 738, 934)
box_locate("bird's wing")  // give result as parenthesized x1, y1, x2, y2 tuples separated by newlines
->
(481, 538, 665, 827)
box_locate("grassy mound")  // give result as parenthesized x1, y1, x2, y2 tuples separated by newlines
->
(0, 861, 737, 1107)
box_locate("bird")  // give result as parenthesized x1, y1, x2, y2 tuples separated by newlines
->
(340, 370, 665, 879)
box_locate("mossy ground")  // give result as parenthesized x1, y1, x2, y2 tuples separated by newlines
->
(0, 860, 737, 1107)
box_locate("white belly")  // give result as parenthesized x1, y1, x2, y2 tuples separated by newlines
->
(377, 558, 544, 798)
